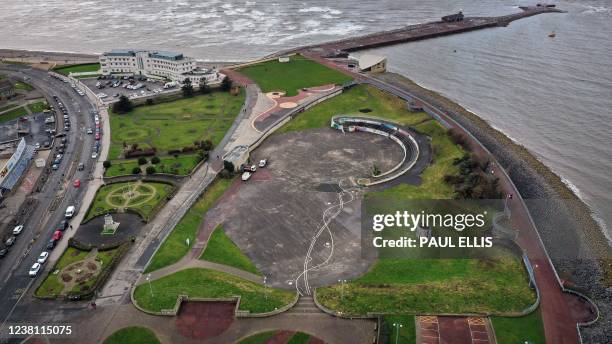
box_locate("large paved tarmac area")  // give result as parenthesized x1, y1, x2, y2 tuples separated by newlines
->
(207, 129, 404, 290)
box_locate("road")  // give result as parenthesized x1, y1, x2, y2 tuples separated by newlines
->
(0, 65, 98, 342)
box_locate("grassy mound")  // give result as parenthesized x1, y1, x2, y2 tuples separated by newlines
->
(200, 226, 261, 275)
(133, 268, 295, 314)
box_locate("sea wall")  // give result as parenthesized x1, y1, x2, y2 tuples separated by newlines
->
(373, 72, 611, 343)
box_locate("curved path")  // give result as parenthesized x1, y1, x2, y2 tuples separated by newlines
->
(330, 115, 428, 186)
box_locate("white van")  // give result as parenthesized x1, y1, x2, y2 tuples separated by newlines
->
(65, 206, 75, 218)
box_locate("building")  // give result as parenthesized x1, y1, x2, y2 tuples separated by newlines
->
(0, 79, 15, 101)
(0, 138, 35, 196)
(223, 145, 249, 172)
(442, 11, 464, 22)
(357, 54, 387, 73)
(99, 49, 224, 84)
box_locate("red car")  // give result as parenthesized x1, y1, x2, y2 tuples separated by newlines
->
(95, 133, 100, 140)
(73, 179, 81, 188)
(52, 230, 62, 241)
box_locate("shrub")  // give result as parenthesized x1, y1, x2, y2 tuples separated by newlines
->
(137, 157, 147, 165)
(112, 95, 133, 113)
(131, 167, 141, 175)
(145, 98, 154, 106)
(151, 156, 160, 164)
(103, 160, 111, 169)
(145, 166, 156, 175)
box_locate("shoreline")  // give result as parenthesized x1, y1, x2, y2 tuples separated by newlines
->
(404, 76, 611, 245)
(374, 72, 611, 342)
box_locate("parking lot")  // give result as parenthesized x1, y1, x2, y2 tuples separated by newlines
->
(0, 111, 55, 148)
(80, 76, 179, 103)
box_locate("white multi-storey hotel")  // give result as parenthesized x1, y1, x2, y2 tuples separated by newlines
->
(99, 49, 223, 84)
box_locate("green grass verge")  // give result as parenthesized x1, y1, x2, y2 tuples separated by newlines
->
(109, 90, 244, 159)
(277, 84, 431, 134)
(27, 101, 48, 113)
(144, 177, 234, 273)
(0, 106, 28, 123)
(237, 54, 352, 97)
(383, 315, 416, 344)
(13, 81, 33, 91)
(84, 181, 174, 222)
(492, 309, 545, 344)
(316, 251, 536, 315)
(103, 326, 160, 344)
(133, 268, 295, 314)
(53, 63, 100, 76)
(200, 226, 261, 276)
(104, 154, 202, 177)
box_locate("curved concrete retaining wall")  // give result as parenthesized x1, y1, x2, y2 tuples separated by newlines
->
(330, 115, 420, 186)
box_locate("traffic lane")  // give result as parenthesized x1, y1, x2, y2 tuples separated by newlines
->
(0, 69, 97, 323)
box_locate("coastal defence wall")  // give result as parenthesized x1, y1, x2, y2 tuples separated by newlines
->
(268, 5, 564, 58)
(373, 72, 611, 343)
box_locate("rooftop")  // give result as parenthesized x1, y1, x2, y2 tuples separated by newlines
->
(358, 54, 387, 70)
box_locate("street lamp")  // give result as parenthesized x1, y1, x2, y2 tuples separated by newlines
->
(338, 279, 347, 300)
(263, 276, 268, 301)
(393, 323, 403, 344)
(145, 273, 153, 297)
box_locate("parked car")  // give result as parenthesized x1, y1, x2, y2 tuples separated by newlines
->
(37, 252, 49, 264)
(0, 248, 8, 258)
(52, 230, 62, 241)
(46, 240, 56, 250)
(29, 263, 42, 277)
(77, 163, 85, 171)
(73, 179, 81, 188)
(5, 236, 16, 246)
(91, 152, 98, 159)
(86, 128, 93, 134)
(12, 225, 24, 235)
(241, 172, 252, 181)
(259, 159, 267, 168)
(58, 220, 69, 231)
(65, 206, 76, 218)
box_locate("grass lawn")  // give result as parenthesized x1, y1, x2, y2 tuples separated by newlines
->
(35, 247, 121, 298)
(316, 251, 536, 316)
(237, 54, 352, 96)
(108, 90, 244, 159)
(27, 100, 48, 113)
(238, 331, 276, 344)
(0, 104, 18, 113)
(13, 81, 33, 91)
(277, 84, 431, 134)
(104, 154, 202, 177)
(238, 331, 315, 344)
(0, 106, 27, 123)
(84, 181, 174, 222)
(200, 226, 261, 275)
(383, 315, 416, 344)
(145, 178, 234, 273)
(492, 309, 545, 344)
(53, 63, 100, 75)
(103, 326, 160, 344)
(133, 268, 295, 314)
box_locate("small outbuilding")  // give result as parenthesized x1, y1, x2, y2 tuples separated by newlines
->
(357, 54, 387, 73)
